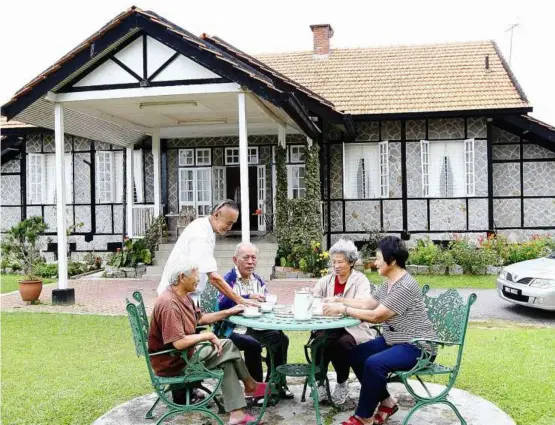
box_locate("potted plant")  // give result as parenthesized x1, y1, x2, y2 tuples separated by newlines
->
(0, 216, 48, 302)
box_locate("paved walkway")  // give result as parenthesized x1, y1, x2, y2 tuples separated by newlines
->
(92, 378, 515, 425)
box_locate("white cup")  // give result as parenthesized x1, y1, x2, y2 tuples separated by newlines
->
(245, 306, 259, 316)
(260, 302, 273, 312)
(266, 294, 278, 305)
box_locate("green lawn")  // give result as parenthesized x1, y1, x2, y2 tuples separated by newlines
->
(1, 274, 56, 294)
(365, 271, 497, 289)
(2, 313, 553, 425)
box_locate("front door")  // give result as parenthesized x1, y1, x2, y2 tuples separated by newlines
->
(226, 166, 258, 231)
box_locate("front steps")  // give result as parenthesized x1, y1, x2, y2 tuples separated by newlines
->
(143, 236, 278, 282)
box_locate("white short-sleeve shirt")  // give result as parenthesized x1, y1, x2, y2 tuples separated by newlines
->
(157, 216, 217, 295)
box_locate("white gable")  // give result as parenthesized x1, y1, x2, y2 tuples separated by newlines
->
(151, 54, 220, 82)
(74, 60, 137, 87)
(113, 37, 144, 77)
(71, 35, 222, 88)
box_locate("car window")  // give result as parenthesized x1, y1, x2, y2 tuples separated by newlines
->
(548, 251, 555, 259)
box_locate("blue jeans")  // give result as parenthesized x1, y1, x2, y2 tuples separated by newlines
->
(349, 336, 422, 418)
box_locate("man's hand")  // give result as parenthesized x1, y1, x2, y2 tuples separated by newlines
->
(207, 333, 223, 356)
(323, 302, 345, 316)
(228, 305, 245, 316)
(249, 294, 266, 302)
(240, 297, 260, 307)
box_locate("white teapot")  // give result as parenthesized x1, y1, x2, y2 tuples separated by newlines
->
(293, 290, 314, 321)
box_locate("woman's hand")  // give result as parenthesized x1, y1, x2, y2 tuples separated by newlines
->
(323, 302, 345, 316)
(323, 296, 343, 304)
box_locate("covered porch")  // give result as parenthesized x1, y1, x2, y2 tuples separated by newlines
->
(1, 7, 346, 303)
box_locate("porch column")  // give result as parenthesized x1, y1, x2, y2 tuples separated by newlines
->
(152, 128, 162, 217)
(238, 92, 250, 242)
(126, 146, 134, 238)
(52, 104, 74, 305)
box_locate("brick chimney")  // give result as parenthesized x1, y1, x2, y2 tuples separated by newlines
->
(310, 24, 334, 57)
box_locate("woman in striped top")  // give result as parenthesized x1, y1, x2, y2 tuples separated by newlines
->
(323, 236, 436, 425)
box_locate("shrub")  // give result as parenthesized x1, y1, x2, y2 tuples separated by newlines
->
(480, 233, 553, 266)
(83, 252, 103, 271)
(359, 228, 384, 259)
(298, 241, 329, 277)
(34, 263, 58, 278)
(409, 238, 443, 267)
(449, 237, 497, 274)
(108, 238, 152, 268)
(143, 216, 167, 258)
(68, 261, 87, 277)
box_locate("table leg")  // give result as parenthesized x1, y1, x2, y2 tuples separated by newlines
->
(247, 345, 281, 425)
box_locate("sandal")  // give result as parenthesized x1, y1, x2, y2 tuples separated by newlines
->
(373, 404, 399, 424)
(229, 413, 260, 425)
(341, 416, 365, 425)
(245, 382, 269, 399)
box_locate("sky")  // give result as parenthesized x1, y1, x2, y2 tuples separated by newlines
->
(1, 0, 553, 124)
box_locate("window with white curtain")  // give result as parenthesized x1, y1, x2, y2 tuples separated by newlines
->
(343, 142, 389, 199)
(287, 165, 305, 199)
(420, 139, 475, 197)
(96, 151, 124, 203)
(27, 153, 73, 204)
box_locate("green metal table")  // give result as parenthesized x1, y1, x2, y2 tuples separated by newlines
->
(229, 311, 360, 425)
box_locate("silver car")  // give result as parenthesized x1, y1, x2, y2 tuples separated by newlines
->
(497, 251, 555, 311)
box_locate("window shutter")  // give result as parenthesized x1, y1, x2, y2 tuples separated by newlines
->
(133, 150, 144, 203)
(420, 140, 430, 197)
(114, 151, 124, 203)
(379, 141, 389, 198)
(464, 138, 475, 196)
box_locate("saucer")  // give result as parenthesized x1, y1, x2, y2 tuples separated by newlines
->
(242, 312, 262, 318)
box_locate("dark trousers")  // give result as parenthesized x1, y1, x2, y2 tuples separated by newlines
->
(312, 328, 357, 384)
(349, 336, 422, 419)
(229, 328, 289, 382)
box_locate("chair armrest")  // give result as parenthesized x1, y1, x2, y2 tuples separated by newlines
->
(149, 348, 180, 357)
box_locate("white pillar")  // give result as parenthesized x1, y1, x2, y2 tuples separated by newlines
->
(278, 124, 286, 149)
(126, 146, 134, 238)
(238, 92, 250, 242)
(54, 104, 68, 290)
(152, 128, 161, 217)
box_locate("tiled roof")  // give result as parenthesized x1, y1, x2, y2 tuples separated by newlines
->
(255, 41, 530, 115)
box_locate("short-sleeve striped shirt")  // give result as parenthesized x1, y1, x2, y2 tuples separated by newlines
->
(374, 273, 436, 351)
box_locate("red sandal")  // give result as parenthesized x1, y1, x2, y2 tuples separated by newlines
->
(341, 416, 365, 425)
(373, 404, 399, 424)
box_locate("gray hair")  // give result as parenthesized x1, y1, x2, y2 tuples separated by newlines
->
(168, 260, 199, 286)
(234, 241, 259, 257)
(329, 239, 359, 264)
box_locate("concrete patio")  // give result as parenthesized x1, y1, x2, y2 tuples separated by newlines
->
(92, 376, 515, 425)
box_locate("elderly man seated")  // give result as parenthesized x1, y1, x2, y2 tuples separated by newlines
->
(311, 239, 377, 405)
(148, 261, 268, 425)
(217, 241, 293, 399)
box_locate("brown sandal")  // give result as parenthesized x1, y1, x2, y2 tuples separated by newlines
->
(373, 404, 399, 424)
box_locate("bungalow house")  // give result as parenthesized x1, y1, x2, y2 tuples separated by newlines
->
(1, 6, 554, 297)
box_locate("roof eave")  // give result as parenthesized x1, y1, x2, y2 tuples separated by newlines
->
(352, 107, 533, 121)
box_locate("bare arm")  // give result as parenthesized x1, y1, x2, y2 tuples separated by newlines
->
(172, 332, 213, 351)
(198, 305, 244, 326)
(208, 271, 258, 306)
(325, 295, 379, 310)
(323, 302, 395, 324)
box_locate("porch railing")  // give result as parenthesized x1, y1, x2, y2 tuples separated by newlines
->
(132, 205, 155, 237)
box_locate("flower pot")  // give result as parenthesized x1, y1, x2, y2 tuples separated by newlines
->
(18, 279, 43, 302)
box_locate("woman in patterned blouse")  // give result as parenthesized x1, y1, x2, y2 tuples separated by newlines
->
(323, 236, 436, 425)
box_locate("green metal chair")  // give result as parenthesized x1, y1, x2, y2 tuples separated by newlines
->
(392, 285, 477, 425)
(126, 291, 225, 425)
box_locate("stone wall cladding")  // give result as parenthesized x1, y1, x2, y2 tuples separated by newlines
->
(74, 206, 92, 232)
(428, 118, 465, 139)
(73, 152, 91, 204)
(388, 142, 402, 198)
(0, 175, 21, 205)
(330, 144, 343, 198)
(497, 228, 554, 242)
(474, 140, 488, 196)
(26, 133, 41, 153)
(381, 121, 401, 140)
(524, 198, 555, 227)
(144, 151, 154, 203)
(0, 207, 21, 232)
(383, 200, 403, 231)
(407, 200, 428, 231)
(467, 198, 489, 230)
(1, 159, 20, 173)
(467, 117, 487, 139)
(355, 122, 379, 141)
(492, 144, 520, 161)
(493, 199, 521, 228)
(493, 126, 519, 144)
(523, 143, 555, 159)
(167, 149, 178, 217)
(96, 205, 113, 233)
(430, 199, 466, 231)
(493, 163, 521, 196)
(330, 201, 343, 232)
(406, 120, 426, 140)
(406, 142, 422, 198)
(523, 162, 555, 196)
(113, 205, 124, 234)
(344, 201, 381, 231)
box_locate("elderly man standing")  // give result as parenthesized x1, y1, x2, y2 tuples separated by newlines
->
(217, 241, 293, 399)
(157, 200, 257, 308)
(148, 260, 268, 425)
